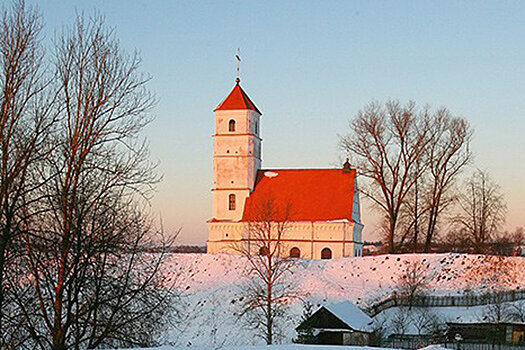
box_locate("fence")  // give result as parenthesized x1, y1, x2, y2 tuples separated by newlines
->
(381, 339, 525, 350)
(367, 290, 525, 316)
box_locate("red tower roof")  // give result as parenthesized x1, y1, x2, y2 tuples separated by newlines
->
(242, 169, 356, 222)
(214, 82, 261, 114)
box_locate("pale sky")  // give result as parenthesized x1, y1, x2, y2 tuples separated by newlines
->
(27, 0, 525, 244)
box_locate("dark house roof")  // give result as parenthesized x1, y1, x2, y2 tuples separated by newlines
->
(297, 301, 373, 333)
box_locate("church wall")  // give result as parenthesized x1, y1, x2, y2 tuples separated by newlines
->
(212, 156, 260, 191)
(312, 222, 350, 241)
(311, 241, 358, 259)
(211, 189, 250, 221)
(212, 109, 261, 222)
(208, 85, 364, 259)
(352, 223, 364, 248)
(206, 221, 362, 258)
(206, 222, 244, 254)
(214, 110, 260, 135)
(213, 136, 261, 161)
(351, 179, 362, 224)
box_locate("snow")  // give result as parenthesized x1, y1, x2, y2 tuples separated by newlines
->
(264, 171, 279, 178)
(326, 219, 351, 223)
(324, 301, 374, 332)
(115, 346, 409, 350)
(376, 301, 525, 336)
(418, 346, 454, 350)
(159, 253, 525, 347)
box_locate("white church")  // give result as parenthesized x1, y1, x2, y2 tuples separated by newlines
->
(206, 78, 364, 259)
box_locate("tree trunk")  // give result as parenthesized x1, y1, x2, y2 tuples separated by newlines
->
(266, 282, 272, 344)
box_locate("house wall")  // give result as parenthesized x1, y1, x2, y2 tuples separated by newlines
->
(343, 332, 370, 345)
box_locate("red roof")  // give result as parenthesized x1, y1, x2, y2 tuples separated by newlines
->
(214, 82, 261, 114)
(242, 169, 356, 222)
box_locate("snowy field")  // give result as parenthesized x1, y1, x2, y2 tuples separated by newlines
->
(161, 253, 525, 347)
(116, 346, 410, 350)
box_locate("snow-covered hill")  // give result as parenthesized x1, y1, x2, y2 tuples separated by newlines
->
(117, 346, 412, 350)
(117, 345, 417, 350)
(162, 253, 525, 347)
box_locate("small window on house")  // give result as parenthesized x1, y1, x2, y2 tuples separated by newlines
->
(290, 247, 301, 258)
(255, 121, 258, 134)
(228, 119, 236, 132)
(321, 248, 332, 260)
(259, 246, 270, 256)
(228, 194, 236, 211)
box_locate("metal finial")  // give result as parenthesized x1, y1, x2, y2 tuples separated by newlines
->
(235, 48, 241, 83)
(343, 158, 352, 173)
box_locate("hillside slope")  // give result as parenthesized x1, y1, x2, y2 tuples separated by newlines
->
(161, 253, 525, 347)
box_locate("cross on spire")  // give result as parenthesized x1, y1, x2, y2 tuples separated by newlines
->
(235, 48, 241, 84)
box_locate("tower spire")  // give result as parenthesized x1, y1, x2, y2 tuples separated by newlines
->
(235, 48, 241, 84)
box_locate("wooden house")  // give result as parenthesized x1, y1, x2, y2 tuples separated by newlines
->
(296, 301, 374, 345)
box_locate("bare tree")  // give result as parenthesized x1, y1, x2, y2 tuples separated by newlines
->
(342, 101, 472, 253)
(0, 1, 55, 348)
(15, 13, 177, 350)
(437, 228, 471, 253)
(234, 197, 301, 344)
(395, 260, 430, 309)
(293, 301, 316, 344)
(389, 307, 410, 335)
(411, 308, 441, 336)
(511, 227, 525, 247)
(482, 294, 512, 323)
(341, 101, 432, 253)
(491, 227, 524, 256)
(399, 109, 472, 253)
(509, 301, 525, 322)
(455, 169, 507, 253)
(420, 110, 472, 252)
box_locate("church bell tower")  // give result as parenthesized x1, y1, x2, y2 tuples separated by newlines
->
(211, 78, 262, 222)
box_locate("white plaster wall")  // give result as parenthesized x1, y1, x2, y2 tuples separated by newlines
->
(351, 176, 362, 224)
(211, 189, 250, 221)
(213, 135, 261, 160)
(212, 156, 260, 190)
(207, 221, 363, 258)
(211, 109, 262, 221)
(311, 241, 357, 259)
(207, 222, 244, 254)
(214, 110, 261, 136)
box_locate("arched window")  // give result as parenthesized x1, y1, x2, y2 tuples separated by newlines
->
(228, 119, 236, 132)
(289, 247, 301, 258)
(259, 246, 270, 256)
(228, 194, 236, 211)
(321, 248, 332, 260)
